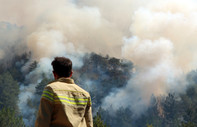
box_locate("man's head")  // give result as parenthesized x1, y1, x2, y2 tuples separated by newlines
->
(51, 57, 72, 79)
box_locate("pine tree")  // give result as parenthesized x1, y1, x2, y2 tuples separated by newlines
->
(146, 124, 153, 127)
(0, 108, 25, 127)
(0, 72, 20, 110)
(93, 112, 108, 127)
(181, 122, 196, 127)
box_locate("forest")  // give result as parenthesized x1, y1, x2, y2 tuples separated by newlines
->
(0, 52, 197, 127)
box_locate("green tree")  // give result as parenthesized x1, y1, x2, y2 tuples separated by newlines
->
(93, 112, 108, 127)
(0, 107, 25, 127)
(144, 96, 163, 127)
(181, 72, 197, 125)
(181, 122, 196, 127)
(114, 107, 133, 127)
(162, 94, 180, 127)
(180, 86, 197, 126)
(0, 72, 20, 110)
(146, 124, 153, 127)
(35, 76, 52, 96)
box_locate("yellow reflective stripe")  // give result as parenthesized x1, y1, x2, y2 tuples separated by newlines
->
(55, 99, 88, 105)
(43, 90, 54, 96)
(55, 95, 88, 101)
(42, 94, 54, 101)
(54, 89, 85, 93)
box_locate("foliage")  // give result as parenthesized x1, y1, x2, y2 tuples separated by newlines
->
(0, 72, 20, 111)
(0, 107, 25, 127)
(97, 107, 133, 127)
(146, 124, 153, 127)
(162, 94, 180, 127)
(180, 122, 196, 127)
(75, 53, 133, 108)
(0, 53, 32, 82)
(93, 112, 108, 127)
(35, 76, 52, 96)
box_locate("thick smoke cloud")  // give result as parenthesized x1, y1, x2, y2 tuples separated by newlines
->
(0, 0, 125, 60)
(0, 0, 197, 123)
(102, 37, 186, 115)
(0, 22, 26, 60)
(129, 0, 197, 70)
(102, 0, 197, 114)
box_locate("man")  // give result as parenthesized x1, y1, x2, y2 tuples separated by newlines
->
(35, 57, 93, 127)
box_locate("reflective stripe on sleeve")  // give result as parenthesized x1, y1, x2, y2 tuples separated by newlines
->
(42, 90, 54, 102)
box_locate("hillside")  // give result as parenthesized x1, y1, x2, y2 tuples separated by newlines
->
(0, 53, 197, 127)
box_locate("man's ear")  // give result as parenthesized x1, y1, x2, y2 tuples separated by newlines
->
(69, 71, 73, 78)
(53, 71, 58, 80)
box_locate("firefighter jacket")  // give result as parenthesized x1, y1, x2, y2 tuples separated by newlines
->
(35, 77, 93, 127)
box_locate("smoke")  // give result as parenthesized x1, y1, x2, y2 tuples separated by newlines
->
(0, 22, 26, 60)
(102, 0, 197, 115)
(128, 1, 197, 70)
(1, 0, 197, 124)
(102, 37, 187, 115)
(18, 84, 37, 126)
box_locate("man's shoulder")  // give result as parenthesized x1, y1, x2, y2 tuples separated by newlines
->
(73, 84, 90, 96)
(43, 80, 61, 92)
(44, 79, 90, 97)
(47, 80, 58, 86)
(44, 80, 57, 88)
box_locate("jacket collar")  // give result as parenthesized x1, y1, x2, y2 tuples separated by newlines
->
(57, 77, 75, 84)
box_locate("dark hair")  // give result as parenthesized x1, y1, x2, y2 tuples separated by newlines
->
(51, 57, 72, 77)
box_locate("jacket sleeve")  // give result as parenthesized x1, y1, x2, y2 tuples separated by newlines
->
(85, 97, 93, 127)
(35, 87, 54, 127)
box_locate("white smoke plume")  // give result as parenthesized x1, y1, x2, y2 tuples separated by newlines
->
(0, 22, 26, 61)
(102, 37, 187, 115)
(102, 0, 197, 115)
(0, 0, 197, 123)
(18, 84, 37, 126)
